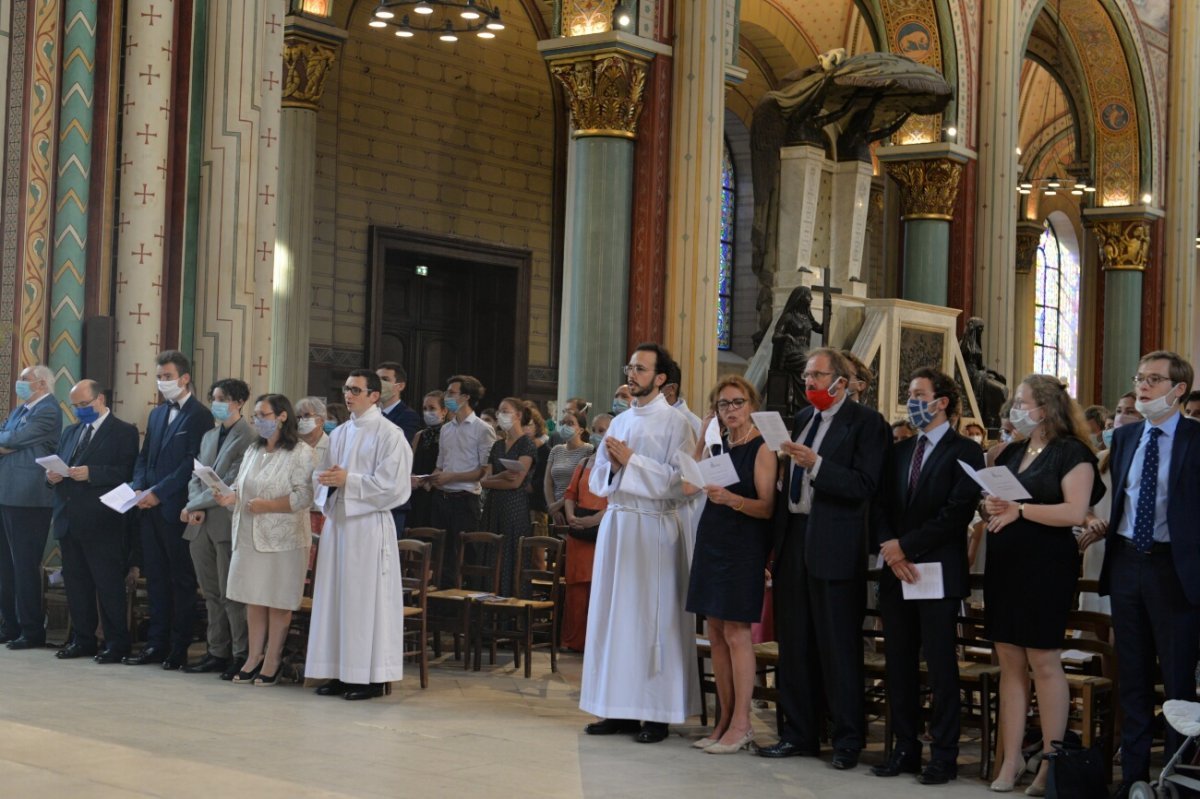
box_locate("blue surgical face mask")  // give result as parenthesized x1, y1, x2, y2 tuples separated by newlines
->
(423, 410, 442, 427)
(906, 397, 937, 430)
(589, 433, 605, 448)
(14, 381, 32, 402)
(75, 404, 99, 425)
(253, 418, 278, 439)
(211, 401, 231, 422)
(1101, 428, 1114, 447)
(323, 420, 337, 434)
(611, 398, 630, 414)
(444, 396, 460, 414)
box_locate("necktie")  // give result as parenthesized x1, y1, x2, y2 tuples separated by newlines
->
(907, 435, 928, 498)
(1132, 427, 1162, 553)
(72, 424, 94, 465)
(789, 412, 823, 504)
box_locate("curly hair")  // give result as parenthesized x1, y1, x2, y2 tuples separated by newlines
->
(1020, 374, 1091, 448)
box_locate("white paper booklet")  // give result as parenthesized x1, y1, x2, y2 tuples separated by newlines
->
(99, 483, 146, 514)
(958, 460, 1032, 501)
(901, 562, 945, 600)
(35, 454, 71, 477)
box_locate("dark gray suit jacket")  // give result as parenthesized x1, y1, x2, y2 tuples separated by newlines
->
(183, 418, 255, 543)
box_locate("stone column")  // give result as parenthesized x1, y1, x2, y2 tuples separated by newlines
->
(664, 0, 726, 403)
(48, 0, 98, 410)
(973, 0, 1021, 380)
(1087, 210, 1162, 404)
(269, 18, 343, 402)
(879, 146, 969, 306)
(1163, 0, 1200, 359)
(540, 35, 662, 411)
(112, 0, 176, 428)
(1013, 220, 1043, 379)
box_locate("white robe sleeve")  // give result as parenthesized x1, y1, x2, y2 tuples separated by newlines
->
(342, 426, 412, 518)
(588, 415, 696, 501)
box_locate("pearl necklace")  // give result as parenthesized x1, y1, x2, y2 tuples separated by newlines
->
(727, 424, 758, 447)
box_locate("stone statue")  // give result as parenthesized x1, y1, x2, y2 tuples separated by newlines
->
(769, 286, 824, 416)
(750, 49, 952, 343)
(959, 317, 1008, 430)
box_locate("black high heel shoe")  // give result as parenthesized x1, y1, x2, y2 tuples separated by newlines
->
(231, 660, 263, 685)
(254, 667, 281, 686)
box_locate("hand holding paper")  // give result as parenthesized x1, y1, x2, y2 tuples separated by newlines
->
(35, 454, 71, 477)
(99, 483, 148, 514)
(958, 460, 1032, 501)
(678, 450, 741, 488)
(749, 411, 791, 451)
(192, 459, 233, 495)
(901, 562, 945, 600)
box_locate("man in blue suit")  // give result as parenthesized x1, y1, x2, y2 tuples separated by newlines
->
(48, 380, 139, 662)
(124, 351, 214, 669)
(0, 364, 63, 649)
(1100, 351, 1200, 799)
(377, 362, 419, 536)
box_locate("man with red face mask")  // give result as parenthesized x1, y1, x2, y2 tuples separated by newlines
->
(758, 348, 890, 770)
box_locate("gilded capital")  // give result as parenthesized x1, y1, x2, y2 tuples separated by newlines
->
(282, 36, 337, 110)
(1093, 219, 1150, 271)
(1015, 220, 1044, 275)
(884, 158, 962, 221)
(550, 52, 648, 139)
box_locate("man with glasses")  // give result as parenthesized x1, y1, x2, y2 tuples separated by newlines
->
(47, 381, 139, 662)
(307, 369, 412, 701)
(581, 343, 698, 745)
(759, 348, 889, 770)
(1100, 351, 1200, 799)
(427, 375, 494, 587)
(0, 364, 62, 649)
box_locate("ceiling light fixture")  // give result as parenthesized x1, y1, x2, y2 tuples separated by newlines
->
(370, 0, 502, 39)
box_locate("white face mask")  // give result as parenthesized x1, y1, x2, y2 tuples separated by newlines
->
(1135, 386, 1181, 421)
(297, 418, 319, 435)
(969, 435, 984, 445)
(1009, 406, 1040, 437)
(497, 412, 515, 431)
(423, 410, 442, 427)
(157, 378, 184, 402)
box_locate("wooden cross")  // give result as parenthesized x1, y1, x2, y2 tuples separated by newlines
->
(135, 122, 157, 144)
(254, 298, 270, 318)
(252, 356, 268, 376)
(129, 303, 150, 324)
(131, 242, 152, 264)
(134, 183, 155, 204)
(126, 363, 148, 384)
(141, 4, 162, 25)
(139, 65, 161, 86)
(809, 267, 842, 340)
(256, 241, 273, 262)
(260, 127, 277, 148)
(258, 185, 275, 205)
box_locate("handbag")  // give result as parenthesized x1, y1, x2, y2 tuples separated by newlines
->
(1044, 738, 1108, 799)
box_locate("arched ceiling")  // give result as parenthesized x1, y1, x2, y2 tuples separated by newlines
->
(1018, 59, 1076, 181)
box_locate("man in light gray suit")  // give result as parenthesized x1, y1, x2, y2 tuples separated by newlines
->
(0, 364, 63, 649)
(181, 378, 255, 679)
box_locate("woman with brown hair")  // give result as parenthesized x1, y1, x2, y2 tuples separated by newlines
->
(683, 375, 776, 754)
(982, 375, 1104, 793)
(480, 397, 536, 596)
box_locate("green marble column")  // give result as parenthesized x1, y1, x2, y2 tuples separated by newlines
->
(1102, 268, 1143, 405)
(901, 219, 950, 305)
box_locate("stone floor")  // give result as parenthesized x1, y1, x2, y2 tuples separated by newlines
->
(0, 643, 1017, 798)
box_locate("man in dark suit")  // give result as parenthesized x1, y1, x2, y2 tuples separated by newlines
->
(0, 364, 63, 649)
(758, 348, 890, 770)
(48, 380, 139, 662)
(124, 350, 214, 670)
(1100, 351, 1200, 799)
(377, 362, 419, 536)
(870, 367, 983, 784)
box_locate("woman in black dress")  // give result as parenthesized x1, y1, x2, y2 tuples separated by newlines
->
(408, 391, 446, 528)
(480, 398, 536, 597)
(983, 375, 1103, 793)
(684, 375, 776, 754)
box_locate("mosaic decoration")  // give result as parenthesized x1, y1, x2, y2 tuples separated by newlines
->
(562, 0, 616, 36)
(717, 141, 734, 351)
(880, 0, 943, 144)
(0, 0, 30, 418)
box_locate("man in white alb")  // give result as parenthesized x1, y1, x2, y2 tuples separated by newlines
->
(306, 369, 413, 701)
(581, 343, 699, 743)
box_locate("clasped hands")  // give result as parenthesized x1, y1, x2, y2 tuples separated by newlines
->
(316, 464, 348, 488)
(879, 538, 919, 584)
(604, 437, 632, 468)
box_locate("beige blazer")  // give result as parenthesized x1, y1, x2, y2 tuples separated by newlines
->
(231, 441, 315, 553)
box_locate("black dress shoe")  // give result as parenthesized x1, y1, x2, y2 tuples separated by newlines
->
(0, 632, 20, 644)
(871, 748, 922, 777)
(55, 643, 98, 659)
(831, 749, 860, 770)
(183, 654, 229, 674)
(315, 679, 349, 696)
(6, 636, 44, 650)
(94, 648, 125, 664)
(584, 718, 642, 735)
(757, 740, 819, 758)
(343, 683, 384, 700)
(162, 654, 187, 671)
(917, 759, 957, 785)
(635, 722, 669, 743)
(123, 646, 166, 665)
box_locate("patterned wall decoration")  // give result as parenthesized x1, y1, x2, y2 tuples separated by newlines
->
(48, 0, 97, 415)
(111, 0, 176, 429)
(14, 1, 61, 382)
(191, 0, 284, 395)
(879, 0, 943, 144)
(562, 0, 616, 36)
(0, 0, 28, 418)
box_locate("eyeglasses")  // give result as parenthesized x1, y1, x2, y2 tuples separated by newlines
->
(716, 398, 748, 412)
(800, 370, 835, 381)
(622, 364, 652, 376)
(342, 385, 371, 396)
(1132, 374, 1172, 387)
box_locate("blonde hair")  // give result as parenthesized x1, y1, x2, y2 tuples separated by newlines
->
(1021, 374, 1092, 449)
(706, 374, 762, 413)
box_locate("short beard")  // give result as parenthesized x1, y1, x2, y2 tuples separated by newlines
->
(629, 381, 654, 398)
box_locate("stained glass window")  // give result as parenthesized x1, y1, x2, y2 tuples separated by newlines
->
(1033, 219, 1080, 394)
(718, 142, 735, 350)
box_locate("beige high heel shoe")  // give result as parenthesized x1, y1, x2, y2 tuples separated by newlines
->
(705, 728, 756, 754)
(990, 757, 1028, 792)
(692, 734, 720, 750)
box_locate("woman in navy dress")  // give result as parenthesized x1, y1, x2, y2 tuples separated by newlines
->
(685, 375, 776, 754)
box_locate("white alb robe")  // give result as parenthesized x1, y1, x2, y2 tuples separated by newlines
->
(305, 405, 412, 685)
(581, 394, 699, 724)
